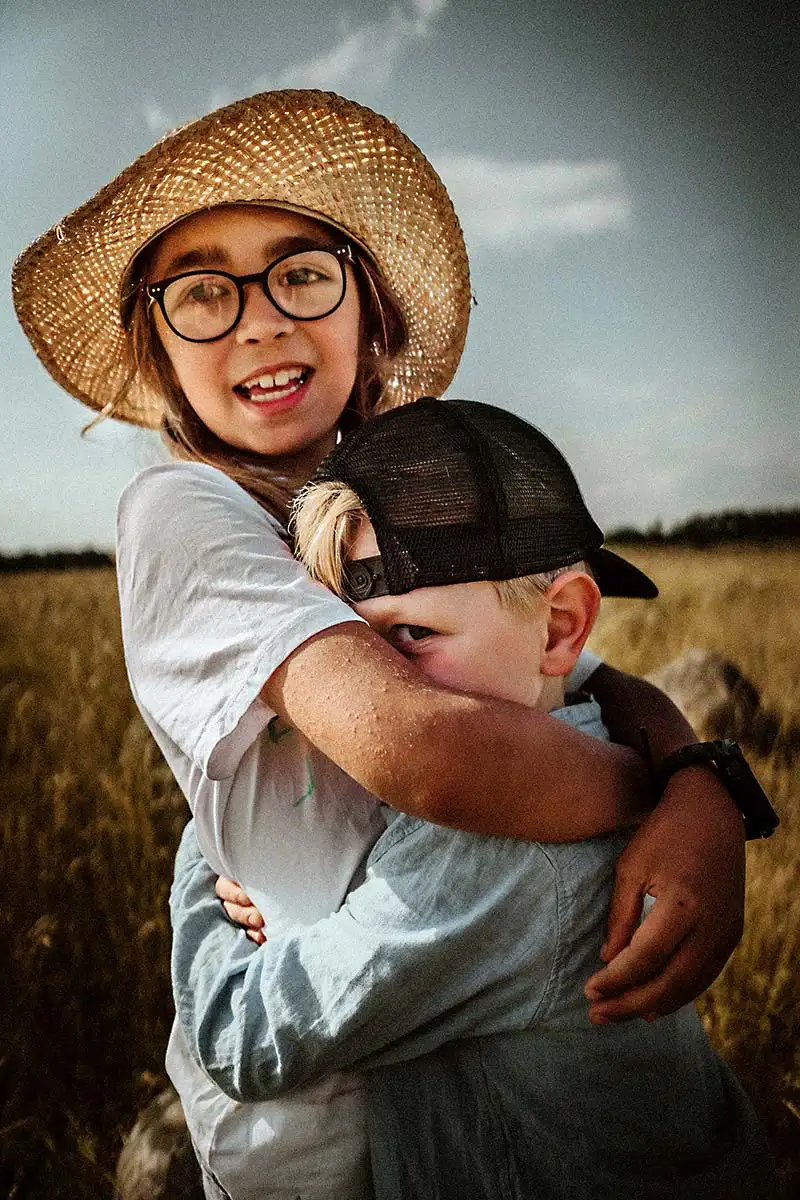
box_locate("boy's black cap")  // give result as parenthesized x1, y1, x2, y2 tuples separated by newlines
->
(313, 398, 658, 600)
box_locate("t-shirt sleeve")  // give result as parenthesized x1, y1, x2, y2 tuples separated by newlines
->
(116, 463, 363, 779)
(566, 647, 604, 693)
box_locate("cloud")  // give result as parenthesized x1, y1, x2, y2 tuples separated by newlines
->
(436, 157, 631, 248)
(145, 2, 449, 137)
(409, 0, 449, 23)
(142, 102, 177, 137)
(252, 0, 448, 93)
(269, 23, 398, 90)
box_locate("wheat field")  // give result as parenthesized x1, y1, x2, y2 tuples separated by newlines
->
(1, 549, 798, 1196)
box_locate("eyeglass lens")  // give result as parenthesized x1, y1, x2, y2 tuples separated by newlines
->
(161, 249, 346, 341)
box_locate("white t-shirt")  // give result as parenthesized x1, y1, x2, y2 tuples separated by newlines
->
(117, 461, 385, 1200)
(116, 460, 604, 1200)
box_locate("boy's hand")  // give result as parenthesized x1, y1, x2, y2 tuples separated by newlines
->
(216, 875, 267, 945)
(584, 766, 745, 1022)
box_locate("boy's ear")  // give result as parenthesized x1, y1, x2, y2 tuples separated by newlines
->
(540, 571, 601, 678)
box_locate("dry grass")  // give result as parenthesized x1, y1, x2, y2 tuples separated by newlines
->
(591, 545, 800, 1192)
(0, 570, 186, 1198)
(0, 550, 798, 1195)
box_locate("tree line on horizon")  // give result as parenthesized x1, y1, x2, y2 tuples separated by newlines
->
(1, 508, 798, 572)
(606, 507, 800, 547)
(0, 549, 114, 574)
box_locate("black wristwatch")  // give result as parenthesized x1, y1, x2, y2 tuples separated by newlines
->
(653, 739, 779, 840)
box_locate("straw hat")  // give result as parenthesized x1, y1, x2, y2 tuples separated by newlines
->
(13, 90, 471, 428)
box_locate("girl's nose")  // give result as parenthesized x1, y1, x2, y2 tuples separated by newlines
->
(235, 282, 296, 342)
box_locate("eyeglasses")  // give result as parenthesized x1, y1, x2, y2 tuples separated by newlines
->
(146, 244, 354, 343)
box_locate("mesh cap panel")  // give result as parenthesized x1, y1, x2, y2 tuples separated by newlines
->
(313, 398, 657, 598)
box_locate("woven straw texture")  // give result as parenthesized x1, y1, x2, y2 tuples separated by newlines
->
(12, 90, 471, 428)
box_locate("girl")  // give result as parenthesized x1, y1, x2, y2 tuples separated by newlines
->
(14, 90, 746, 1200)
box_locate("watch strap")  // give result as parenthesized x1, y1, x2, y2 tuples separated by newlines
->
(653, 740, 779, 840)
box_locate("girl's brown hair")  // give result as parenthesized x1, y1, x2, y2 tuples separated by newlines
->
(120, 242, 408, 525)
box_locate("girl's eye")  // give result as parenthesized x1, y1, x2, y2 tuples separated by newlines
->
(174, 276, 232, 308)
(281, 265, 327, 287)
(391, 624, 435, 648)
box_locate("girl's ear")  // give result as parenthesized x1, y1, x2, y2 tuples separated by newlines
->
(539, 571, 601, 678)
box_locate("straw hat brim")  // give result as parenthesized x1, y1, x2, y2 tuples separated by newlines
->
(12, 89, 471, 428)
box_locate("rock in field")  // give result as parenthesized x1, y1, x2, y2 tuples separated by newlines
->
(115, 1087, 202, 1200)
(646, 648, 784, 756)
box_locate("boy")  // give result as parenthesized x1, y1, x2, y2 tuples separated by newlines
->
(172, 400, 774, 1198)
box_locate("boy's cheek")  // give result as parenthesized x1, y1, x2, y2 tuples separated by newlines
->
(410, 650, 468, 692)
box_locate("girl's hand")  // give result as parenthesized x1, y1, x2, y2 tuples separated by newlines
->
(216, 876, 267, 945)
(584, 766, 745, 1022)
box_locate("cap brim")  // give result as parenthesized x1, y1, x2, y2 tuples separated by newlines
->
(586, 548, 658, 598)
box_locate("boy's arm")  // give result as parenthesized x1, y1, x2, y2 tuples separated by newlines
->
(582, 665, 746, 1022)
(171, 816, 560, 1104)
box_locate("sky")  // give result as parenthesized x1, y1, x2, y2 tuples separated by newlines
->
(1, 0, 797, 552)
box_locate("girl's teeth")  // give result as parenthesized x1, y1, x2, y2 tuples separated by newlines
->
(251, 384, 295, 402)
(248, 367, 303, 392)
(238, 369, 308, 402)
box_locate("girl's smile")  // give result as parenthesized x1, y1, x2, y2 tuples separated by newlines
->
(234, 363, 309, 404)
(149, 206, 362, 464)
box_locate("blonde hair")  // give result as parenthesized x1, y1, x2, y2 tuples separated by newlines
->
(292, 480, 367, 594)
(108, 237, 407, 525)
(291, 478, 589, 607)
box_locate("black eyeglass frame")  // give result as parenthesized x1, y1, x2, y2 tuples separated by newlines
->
(145, 243, 355, 343)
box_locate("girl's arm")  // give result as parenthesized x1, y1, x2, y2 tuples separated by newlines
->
(262, 623, 649, 840)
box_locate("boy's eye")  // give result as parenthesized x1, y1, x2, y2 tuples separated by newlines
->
(391, 624, 435, 647)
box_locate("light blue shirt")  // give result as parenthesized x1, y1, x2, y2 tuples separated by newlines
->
(170, 699, 775, 1198)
